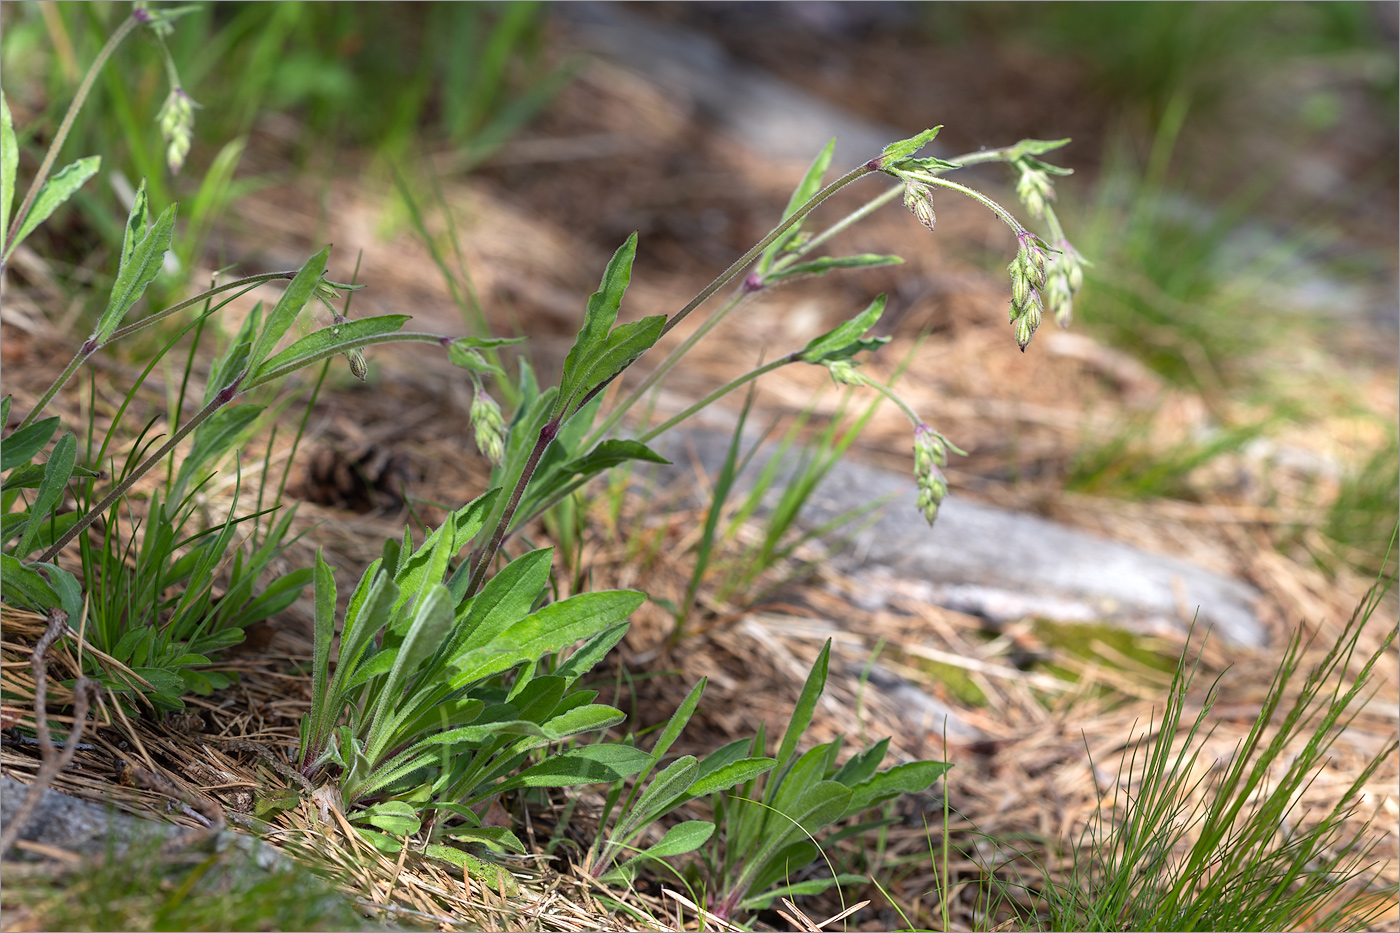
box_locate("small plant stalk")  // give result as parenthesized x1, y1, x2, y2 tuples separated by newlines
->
(3, 12, 140, 262)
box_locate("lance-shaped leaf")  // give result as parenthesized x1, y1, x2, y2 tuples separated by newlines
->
(490, 744, 652, 794)
(1019, 154, 1075, 177)
(846, 759, 950, 813)
(558, 234, 663, 412)
(93, 202, 177, 344)
(245, 247, 331, 376)
(1, 554, 59, 610)
(554, 622, 629, 688)
(877, 127, 942, 167)
(1008, 137, 1072, 159)
(16, 432, 76, 558)
(2, 416, 60, 471)
(247, 314, 411, 387)
(769, 639, 831, 800)
(758, 138, 835, 275)
(601, 821, 715, 883)
(562, 315, 665, 416)
(5, 155, 100, 261)
(365, 583, 456, 760)
(740, 874, 868, 911)
(424, 846, 520, 896)
(896, 155, 961, 173)
(522, 439, 669, 513)
(735, 780, 853, 897)
(796, 294, 889, 365)
(2, 92, 17, 249)
(120, 179, 149, 273)
(765, 254, 902, 284)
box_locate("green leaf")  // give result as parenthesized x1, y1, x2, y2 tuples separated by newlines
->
(878, 127, 942, 166)
(366, 583, 455, 758)
(1, 92, 17, 250)
(832, 737, 890, 788)
(773, 639, 831, 778)
(772, 744, 833, 818)
(896, 156, 961, 173)
(17, 432, 75, 558)
(563, 439, 670, 475)
(33, 561, 84, 623)
(765, 254, 902, 284)
(694, 737, 754, 784)
(249, 315, 412, 386)
(758, 138, 835, 275)
(620, 819, 713, 866)
(309, 550, 336, 732)
(119, 179, 149, 274)
(2, 417, 61, 471)
(445, 825, 526, 855)
(245, 247, 331, 376)
(797, 295, 887, 364)
(554, 622, 629, 688)
(541, 703, 625, 740)
(6, 155, 100, 260)
(740, 874, 867, 910)
(624, 756, 697, 834)
(687, 757, 776, 799)
(424, 846, 519, 896)
(649, 678, 705, 766)
(450, 589, 646, 688)
(492, 744, 651, 793)
(0, 553, 59, 610)
(451, 546, 553, 652)
(356, 827, 404, 854)
(353, 800, 421, 835)
(846, 760, 951, 813)
(1009, 137, 1072, 159)
(94, 202, 177, 344)
(737, 780, 852, 897)
(560, 233, 638, 405)
(561, 315, 665, 414)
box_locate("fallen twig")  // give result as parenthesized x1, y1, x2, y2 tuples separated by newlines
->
(0, 609, 99, 859)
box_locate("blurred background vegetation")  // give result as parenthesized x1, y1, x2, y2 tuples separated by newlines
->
(2, 0, 1395, 576)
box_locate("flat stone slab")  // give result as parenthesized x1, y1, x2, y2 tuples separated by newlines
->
(651, 429, 1267, 648)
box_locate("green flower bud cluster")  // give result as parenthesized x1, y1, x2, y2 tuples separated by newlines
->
(156, 87, 196, 175)
(1008, 232, 1048, 351)
(470, 389, 506, 465)
(902, 183, 936, 231)
(913, 422, 949, 526)
(1015, 163, 1055, 220)
(1043, 240, 1085, 328)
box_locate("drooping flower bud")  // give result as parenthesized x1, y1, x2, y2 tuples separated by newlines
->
(825, 359, 865, 387)
(916, 463, 948, 526)
(470, 390, 506, 465)
(903, 183, 937, 231)
(157, 87, 197, 175)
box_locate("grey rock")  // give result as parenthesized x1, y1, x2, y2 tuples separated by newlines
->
(649, 428, 1267, 647)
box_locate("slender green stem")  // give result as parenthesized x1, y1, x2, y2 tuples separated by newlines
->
(242, 331, 451, 389)
(5, 13, 140, 255)
(851, 374, 920, 426)
(771, 182, 903, 274)
(37, 381, 239, 563)
(637, 357, 792, 444)
(465, 421, 556, 598)
(15, 272, 298, 432)
(918, 174, 1024, 235)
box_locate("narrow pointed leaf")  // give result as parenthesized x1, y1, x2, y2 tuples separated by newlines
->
(766, 254, 902, 283)
(492, 744, 651, 793)
(119, 179, 149, 273)
(846, 760, 950, 813)
(1, 92, 15, 245)
(562, 314, 665, 413)
(2, 417, 61, 471)
(879, 127, 942, 165)
(17, 432, 75, 558)
(7, 155, 100, 259)
(687, 757, 776, 799)
(559, 233, 637, 406)
(797, 296, 887, 364)
(774, 639, 831, 774)
(758, 138, 835, 274)
(624, 820, 714, 865)
(310, 550, 336, 732)
(249, 315, 411, 385)
(245, 246, 331, 375)
(95, 202, 177, 343)
(554, 622, 629, 687)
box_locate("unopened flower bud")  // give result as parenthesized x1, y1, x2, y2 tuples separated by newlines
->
(916, 464, 948, 526)
(914, 422, 947, 474)
(157, 87, 197, 175)
(903, 183, 936, 231)
(826, 359, 864, 387)
(1045, 273, 1072, 328)
(1011, 267, 1030, 307)
(470, 391, 506, 465)
(1016, 168, 1054, 220)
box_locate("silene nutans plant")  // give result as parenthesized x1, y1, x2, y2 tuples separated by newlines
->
(0, 4, 1088, 913)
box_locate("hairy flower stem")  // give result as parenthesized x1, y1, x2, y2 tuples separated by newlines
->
(16, 271, 299, 431)
(3, 13, 140, 262)
(37, 379, 240, 563)
(585, 164, 874, 447)
(464, 420, 558, 598)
